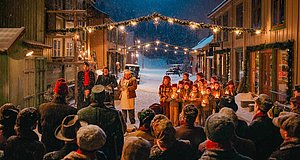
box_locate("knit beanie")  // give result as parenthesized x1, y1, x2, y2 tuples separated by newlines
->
(53, 78, 68, 96)
(77, 125, 107, 151)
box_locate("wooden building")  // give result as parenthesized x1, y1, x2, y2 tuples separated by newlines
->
(0, 0, 50, 107)
(207, 0, 300, 102)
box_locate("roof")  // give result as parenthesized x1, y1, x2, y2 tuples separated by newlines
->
(125, 64, 140, 67)
(23, 40, 52, 49)
(192, 35, 214, 50)
(207, 0, 230, 18)
(89, 1, 109, 17)
(0, 27, 25, 53)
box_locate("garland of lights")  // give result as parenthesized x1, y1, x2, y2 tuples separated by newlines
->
(48, 12, 260, 34)
(242, 40, 294, 102)
(125, 40, 195, 54)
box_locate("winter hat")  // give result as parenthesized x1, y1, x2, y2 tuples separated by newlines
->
(171, 84, 178, 88)
(55, 115, 81, 142)
(205, 113, 235, 143)
(151, 114, 176, 143)
(0, 103, 19, 125)
(273, 112, 300, 138)
(182, 104, 198, 124)
(83, 61, 89, 67)
(121, 136, 151, 160)
(77, 125, 106, 151)
(91, 85, 105, 102)
(53, 78, 68, 96)
(254, 94, 273, 112)
(149, 103, 163, 115)
(138, 108, 155, 126)
(218, 96, 238, 112)
(16, 107, 40, 131)
(219, 107, 238, 127)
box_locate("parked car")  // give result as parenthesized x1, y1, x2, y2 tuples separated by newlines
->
(165, 65, 182, 76)
(125, 64, 141, 84)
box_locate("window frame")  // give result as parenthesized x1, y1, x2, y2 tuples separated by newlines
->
(251, 0, 262, 29)
(271, 0, 286, 29)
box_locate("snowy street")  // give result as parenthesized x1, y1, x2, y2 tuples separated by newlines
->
(115, 68, 254, 127)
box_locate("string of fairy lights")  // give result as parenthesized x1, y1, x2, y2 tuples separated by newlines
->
(123, 40, 197, 55)
(49, 12, 262, 35)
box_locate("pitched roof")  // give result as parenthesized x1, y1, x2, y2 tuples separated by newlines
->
(192, 35, 214, 50)
(207, 0, 230, 18)
(0, 27, 25, 53)
(23, 40, 52, 49)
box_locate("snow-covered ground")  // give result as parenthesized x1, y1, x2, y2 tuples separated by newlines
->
(115, 68, 254, 127)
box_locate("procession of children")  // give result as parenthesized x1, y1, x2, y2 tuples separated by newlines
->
(159, 72, 236, 127)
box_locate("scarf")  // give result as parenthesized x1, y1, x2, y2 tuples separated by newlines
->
(84, 71, 90, 87)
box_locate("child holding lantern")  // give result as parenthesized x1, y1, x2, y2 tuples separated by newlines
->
(177, 81, 184, 112)
(200, 87, 217, 126)
(158, 76, 172, 118)
(167, 84, 181, 126)
(212, 81, 224, 112)
(182, 82, 191, 108)
(189, 84, 202, 125)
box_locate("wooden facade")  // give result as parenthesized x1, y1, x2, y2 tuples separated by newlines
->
(208, 0, 300, 102)
(0, 0, 48, 107)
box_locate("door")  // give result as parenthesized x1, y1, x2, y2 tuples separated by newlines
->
(261, 52, 272, 96)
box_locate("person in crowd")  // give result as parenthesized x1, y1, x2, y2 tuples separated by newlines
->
(189, 84, 202, 125)
(224, 79, 236, 96)
(200, 113, 252, 160)
(177, 81, 184, 112)
(78, 85, 124, 160)
(77, 61, 95, 109)
(247, 94, 282, 160)
(194, 72, 205, 88)
(181, 72, 193, 86)
(5, 107, 46, 160)
(121, 136, 151, 160)
(95, 66, 118, 106)
(43, 115, 81, 160)
(119, 70, 138, 124)
(149, 114, 198, 160)
(158, 75, 172, 118)
(269, 112, 300, 160)
(212, 81, 224, 112)
(168, 84, 181, 126)
(0, 103, 19, 150)
(293, 84, 300, 98)
(176, 105, 206, 156)
(126, 108, 156, 145)
(149, 103, 163, 115)
(218, 107, 256, 159)
(201, 87, 216, 126)
(39, 78, 77, 152)
(63, 125, 107, 160)
(218, 94, 238, 112)
(182, 82, 191, 107)
(209, 76, 218, 90)
(290, 96, 300, 114)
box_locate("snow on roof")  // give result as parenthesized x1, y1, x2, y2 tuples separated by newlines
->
(207, 0, 230, 18)
(192, 35, 213, 50)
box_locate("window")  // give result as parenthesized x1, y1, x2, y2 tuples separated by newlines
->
(236, 3, 243, 39)
(223, 12, 228, 41)
(216, 16, 222, 42)
(272, 0, 285, 27)
(252, 0, 261, 29)
(53, 39, 61, 57)
(66, 42, 73, 56)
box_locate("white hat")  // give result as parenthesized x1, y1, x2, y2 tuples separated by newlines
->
(77, 125, 107, 151)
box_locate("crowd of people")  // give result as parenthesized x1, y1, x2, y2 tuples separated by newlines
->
(0, 63, 300, 160)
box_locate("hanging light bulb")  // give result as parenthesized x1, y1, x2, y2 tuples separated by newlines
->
(119, 25, 125, 31)
(155, 47, 158, 51)
(128, 47, 131, 49)
(137, 45, 141, 49)
(174, 46, 179, 50)
(108, 25, 114, 30)
(165, 44, 169, 47)
(145, 44, 150, 48)
(255, 29, 261, 34)
(168, 18, 174, 24)
(88, 28, 93, 33)
(174, 51, 177, 54)
(184, 48, 188, 51)
(154, 17, 160, 25)
(212, 27, 219, 33)
(155, 40, 160, 45)
(189, 23, 198, 30)
(164, 50, 167, 52)
(194, 50, 197, 53)
(131, 21, 138, 26)
(235, 30, 241, 35)
(184, 52, 187, 54)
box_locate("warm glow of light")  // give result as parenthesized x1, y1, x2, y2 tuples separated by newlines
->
(88, 28, 93, 33)
(128, 47, 131, 49)
(154, 17, 159, 21)
(164, 50, 167, 52)
(131, 21, 137, 26)
(174, 46, 178, 50)
(118, 48, 121, 51)
(136, 53, 139, 57)
(26, 51, 33, 57)
(145, 44, 150, 48)
(75, 35, 79, 39)
(155, 40, 160, 45)
(137, 40, 141, 44)
(155, 47, 158, 51)
(190, 23, 198, 30)
(174, 51, 177, 54)
(165, 44, 169, 47)
(137, 45, 141, 49)
(184, 48, 188, 51)
(255, 29, 261, 34)
(146, 50, 148, 52)
(168, 18, 174, 24)
(108, 25, 114, 30)
(119, 25, 125, 31)
(194, 50, 197, 53)
(184, 52, 187, 54)
(235, 30, 241, 35)
(213, 27, 219, 33)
